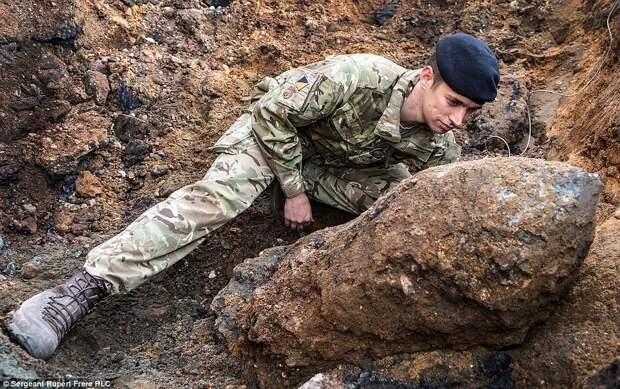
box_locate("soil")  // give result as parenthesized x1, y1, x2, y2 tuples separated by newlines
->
(0, 0, 618, 387)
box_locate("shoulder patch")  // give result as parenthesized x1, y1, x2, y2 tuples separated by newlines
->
(277, 69, 322, 112)
(295, 75, 309, 91)
(283, 85, 296, 99)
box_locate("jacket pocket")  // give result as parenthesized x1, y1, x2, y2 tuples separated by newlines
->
(330, 102, 365, 145)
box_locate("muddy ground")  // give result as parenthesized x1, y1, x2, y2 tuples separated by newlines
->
(0, 0, 619, 387)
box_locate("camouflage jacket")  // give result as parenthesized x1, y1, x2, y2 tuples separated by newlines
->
(213, 54, 461, 198)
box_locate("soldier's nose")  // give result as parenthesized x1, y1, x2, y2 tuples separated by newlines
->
(450, 108, 467, 128)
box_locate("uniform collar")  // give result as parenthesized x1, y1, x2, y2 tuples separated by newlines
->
(373, 68, 422, 142)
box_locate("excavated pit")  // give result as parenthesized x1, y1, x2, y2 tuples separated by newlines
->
(1, 0, 619, 387)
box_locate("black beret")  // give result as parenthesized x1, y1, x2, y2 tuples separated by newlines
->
(435, 33, 500, 104)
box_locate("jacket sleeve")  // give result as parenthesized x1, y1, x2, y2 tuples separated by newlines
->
(251, 61, 353, 198)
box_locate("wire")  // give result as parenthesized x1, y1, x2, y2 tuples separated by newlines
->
(486, 135, 512, 157)
(486, 0, 618, 157)
(519, 0, 619, 156)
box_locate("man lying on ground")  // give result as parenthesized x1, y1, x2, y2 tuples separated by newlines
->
(6, 33, 499, 360)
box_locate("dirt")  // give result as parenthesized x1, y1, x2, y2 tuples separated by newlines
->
(212, 158, 602, 387)
(0, 0, 619, 387)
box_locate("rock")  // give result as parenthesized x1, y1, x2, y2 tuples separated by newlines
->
(121, 0, 149, 6)
(22, 204, 36, 215)
(37, 68, 66, 87)
(9, 96, 40, 111)
(0, 235, 4, 252)
(114, 114, 149, 142)
(3, 261, 18, 276)
(75, 171, 103, 198)
(119, 80, 143, 113)
(298, 372, 350, 389)
(207, 0, 231, 6)
(33, 111, 110, 176)
(155, 179, 184, 198)
(376, 4, 398, 26)
(511, 214, 620, 387)
(201, 70, 229, 97)
(123, 140, 150, 166)
(11, 205, 38, 234)
(20, 261, 41, 280)
(83, 70, 110, 105)
(55, 210, 75, 234)
(70, 223, 88, 235)
(151, 164, 168, 177)
(127, 195, 153, 215)
(583, 357, 620, 388)
(464, 75, 529, 153)
(38, 53, 65, 70)
(0, 333, 39, 380)
(212, 157, 601, 387)
(32, 19, 83, 42)
(32, 99, 72, 124)
(0, 144, 20, 181)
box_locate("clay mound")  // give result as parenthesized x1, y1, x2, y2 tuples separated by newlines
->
(512, 213, 620, 387)
(212, 157, 602, 386)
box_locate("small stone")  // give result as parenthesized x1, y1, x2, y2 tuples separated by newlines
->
(123, 140, 150, 166)
(119, 81, 143, 113)
(10, 96, 40, 111)
(21, 261, 41, 280)
(22, 204, 37, 215)
(114, 114, 148, 142)
(75, 171, 103, 198)
(88, 199, 97, 206)
(208, 270, 216, 279)
(83, 70, 110, 106)
(55, 211, 75, 234)
(0, 235, 4, 252)
(162, 6, 176, 15)
(207, 0, 230, 6)
(155, 183, 177, 198)
(12, 216, 37, 234)
(145, 37, 156, 44)
(70, 223, 88, 235)
(376, 4, 398, 26)
(151, 165, 169, 177)
(3, 261, 18, 276)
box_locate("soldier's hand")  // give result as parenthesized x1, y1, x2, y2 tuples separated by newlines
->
(284, 192, 313, 231)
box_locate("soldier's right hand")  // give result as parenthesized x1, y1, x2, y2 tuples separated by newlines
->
(284, 192, 313, 231)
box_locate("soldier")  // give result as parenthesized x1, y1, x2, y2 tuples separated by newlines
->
(6, 33, 499, 359)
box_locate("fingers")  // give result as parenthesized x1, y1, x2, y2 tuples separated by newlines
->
(284, 217, 313, 231)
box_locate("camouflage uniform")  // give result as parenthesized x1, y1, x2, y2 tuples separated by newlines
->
(84, 54, 461, 293)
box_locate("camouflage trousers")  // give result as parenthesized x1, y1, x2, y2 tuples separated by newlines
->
(84, 113, 410, 294)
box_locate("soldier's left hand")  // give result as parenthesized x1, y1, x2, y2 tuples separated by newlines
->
(284, 192, 313, 231)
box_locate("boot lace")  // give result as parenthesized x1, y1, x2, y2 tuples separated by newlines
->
(41, 271, 109, 338)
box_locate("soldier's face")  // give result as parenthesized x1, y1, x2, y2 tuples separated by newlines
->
(420, 68, 482, 134)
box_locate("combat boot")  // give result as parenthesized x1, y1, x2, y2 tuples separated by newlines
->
(5, 270, 111, 360)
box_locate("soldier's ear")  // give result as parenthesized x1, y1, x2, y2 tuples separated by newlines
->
(420, 66, 434, 90)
